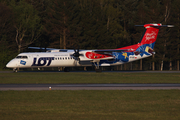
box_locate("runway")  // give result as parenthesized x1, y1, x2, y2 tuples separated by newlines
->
(1, 70, 180, 73)
(0, 84, 180, 90)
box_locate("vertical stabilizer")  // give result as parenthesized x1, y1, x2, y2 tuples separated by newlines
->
(139, 24, 162, 47)
(117, 23, 173, 53)
(135, 23, 161, 52)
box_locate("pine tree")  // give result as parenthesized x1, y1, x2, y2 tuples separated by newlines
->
(0, 2, 16, 69)
(170, 0, 180, 70)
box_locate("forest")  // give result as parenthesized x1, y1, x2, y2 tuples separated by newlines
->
(0, 0, 179, 71)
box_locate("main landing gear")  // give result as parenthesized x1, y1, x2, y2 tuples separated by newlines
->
(64, 67, 70, 72)
(95, 68, 102, 72)
(93, 61, 102, 72)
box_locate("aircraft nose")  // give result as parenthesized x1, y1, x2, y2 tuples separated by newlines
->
(6, 60, 16, 68)
(6, 62, 12, 68)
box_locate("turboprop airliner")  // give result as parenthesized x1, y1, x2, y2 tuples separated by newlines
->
(6, 23, 173, 72)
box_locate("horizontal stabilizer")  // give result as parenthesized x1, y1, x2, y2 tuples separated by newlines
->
(135, 24, 174, 28)
(162, 25, 174, 27)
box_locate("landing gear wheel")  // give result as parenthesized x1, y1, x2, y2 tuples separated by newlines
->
(64, 67, 70, 72)
(13, 68, 18, 73)
(95, 68, 102, 72)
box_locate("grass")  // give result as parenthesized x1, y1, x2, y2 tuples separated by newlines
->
(0, 90, 180, 120)
(0, 72, 180, 84)
(1, 72, 180, 119)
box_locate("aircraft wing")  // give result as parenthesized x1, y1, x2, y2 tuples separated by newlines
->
(93, 48, 134, 53)
(28, 47, 85, 52)
(28, 47, 59, 51)
(28, 47, 77, 52)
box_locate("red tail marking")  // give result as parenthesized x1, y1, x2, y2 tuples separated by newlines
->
(140, 27, 159, 45)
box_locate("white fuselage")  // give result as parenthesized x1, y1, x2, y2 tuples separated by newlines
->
(6, 50, 90, 68)
(6, 49, 152, 70)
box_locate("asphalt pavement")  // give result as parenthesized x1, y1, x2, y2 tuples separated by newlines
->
(0, 83, 180, 90)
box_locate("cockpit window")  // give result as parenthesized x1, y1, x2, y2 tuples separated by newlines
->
(16, 56, 28, 59)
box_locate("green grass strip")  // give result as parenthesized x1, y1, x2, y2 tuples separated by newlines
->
(0, 72, 180, 84)
(0, 90, 180, 120)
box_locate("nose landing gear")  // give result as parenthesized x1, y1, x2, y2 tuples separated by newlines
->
(13, 68, 18, 72)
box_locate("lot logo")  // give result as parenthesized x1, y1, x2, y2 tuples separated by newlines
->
(32, 57, 54, 66)
(20, 60, 26, 65)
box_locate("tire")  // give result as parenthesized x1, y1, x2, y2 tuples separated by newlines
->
(64, 67, 70, 72)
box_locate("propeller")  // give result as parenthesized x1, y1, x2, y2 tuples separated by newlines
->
(70, 48, 83, 61)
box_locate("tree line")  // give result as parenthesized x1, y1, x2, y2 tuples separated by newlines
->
(0, 0, 179, 71)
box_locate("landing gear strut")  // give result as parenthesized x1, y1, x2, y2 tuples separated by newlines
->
(13, 68, 18, 72)
(93, 61, 102, 72)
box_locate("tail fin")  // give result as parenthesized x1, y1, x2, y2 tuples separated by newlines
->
(136, 23, 161, 53)
(118, 23, 173, 53)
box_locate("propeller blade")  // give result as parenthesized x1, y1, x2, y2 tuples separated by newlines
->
(71, 47, 83, 62)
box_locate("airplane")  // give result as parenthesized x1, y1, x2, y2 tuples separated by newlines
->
(6, 23, 173, 72)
